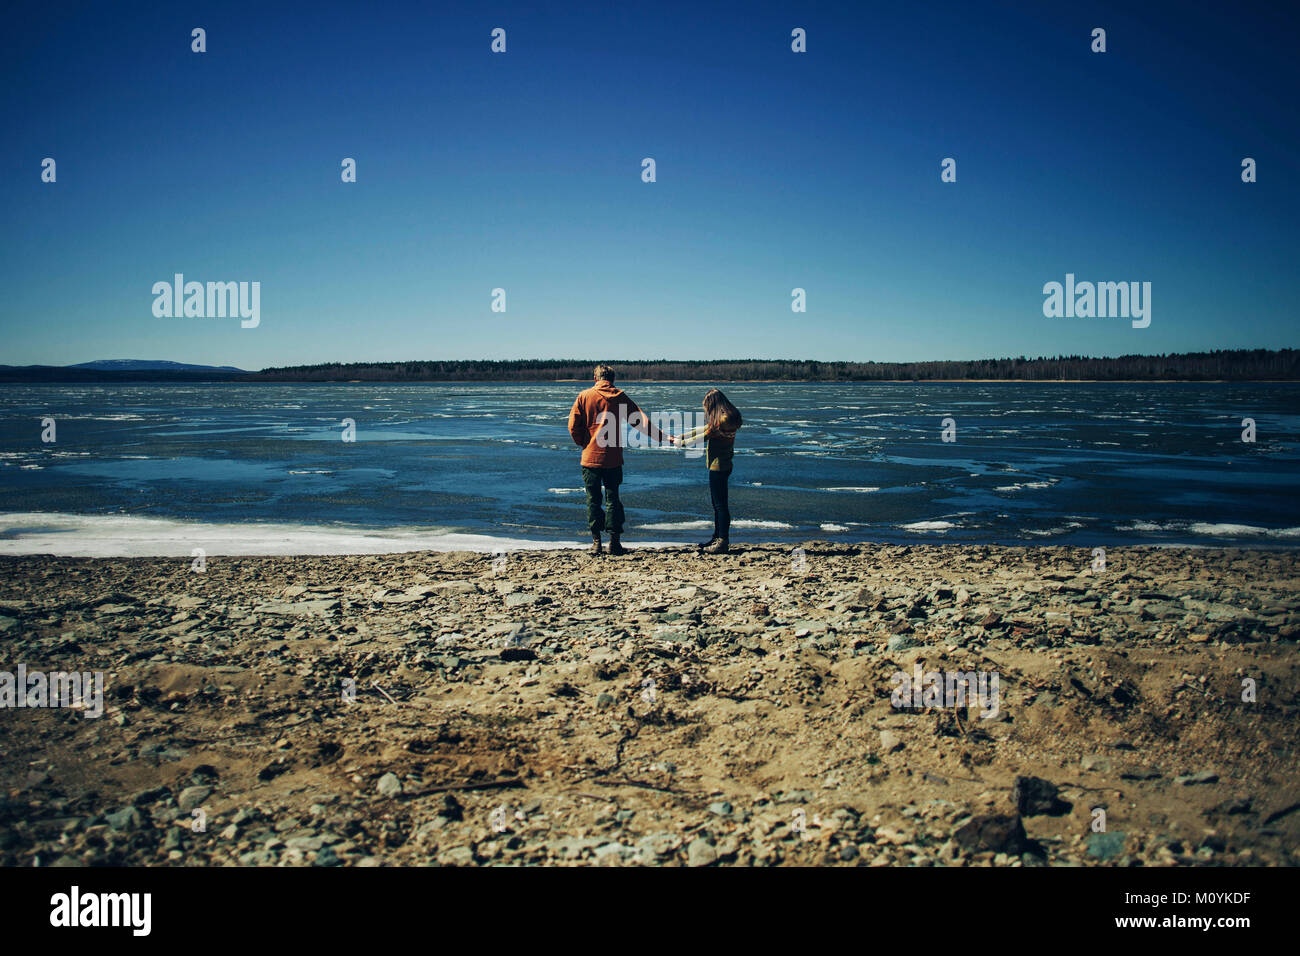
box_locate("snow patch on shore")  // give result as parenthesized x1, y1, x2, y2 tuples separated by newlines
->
(0, 512, 618, 557)
(1116, 519, 1300, 539)
(900, 520, 956, 532)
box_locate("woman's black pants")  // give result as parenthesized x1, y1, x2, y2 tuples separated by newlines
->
(709, 469, 731, 540)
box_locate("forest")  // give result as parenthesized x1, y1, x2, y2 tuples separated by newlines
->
(242, 350, 1300, 382)
(3, 349, 1296, 383)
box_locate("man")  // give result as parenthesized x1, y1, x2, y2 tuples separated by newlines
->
(568, 364, 671, 555)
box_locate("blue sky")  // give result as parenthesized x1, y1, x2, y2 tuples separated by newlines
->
(2, 0, 1296, 369)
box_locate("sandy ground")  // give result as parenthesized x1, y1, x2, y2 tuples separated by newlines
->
(1, 543, 1297, 867)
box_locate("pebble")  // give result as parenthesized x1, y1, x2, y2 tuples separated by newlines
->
(376, 773, 403, 798)
(687, 837, 719, 867)
(1086, 831, 1127, 861)
(104, 807, 143, 832)
(177, 786, 212, 812)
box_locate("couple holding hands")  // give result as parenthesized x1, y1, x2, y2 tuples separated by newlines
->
(567, 364, 742, 555)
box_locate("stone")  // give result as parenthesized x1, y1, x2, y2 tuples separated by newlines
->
(593, 842, 634, 862)
(104, 807, 143, 832)
(414, 820, 444, 842)
(1120, 768, 1162, 781)
(255, 598, 339, 617)
(370, 588, 418, 603)
(313, 845, 342, 867)
(636, 833, 682, 857)
(1087, 831, 1127, 861)
(954, 814, 1029, 854)
(285, 833, 328, 851)
(438, 794, 464, 821)
(552, 836, 602, 859)
(177, 786, 212, 812)
(376, 773, 403, 798)
(131, 786, 170, 806)
(687, 836, 719, 867)
(1013, 776, 1072, 816)
(879, 730, 904, 753)
(441, 845, 474, 866)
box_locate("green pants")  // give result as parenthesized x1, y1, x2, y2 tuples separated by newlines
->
(582, 466, 624, 536)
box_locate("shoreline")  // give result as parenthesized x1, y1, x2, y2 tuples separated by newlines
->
(1, 543, 1297, 867)
(3, 510, 1300, 557)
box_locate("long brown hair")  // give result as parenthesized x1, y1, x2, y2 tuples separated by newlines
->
(703, 388, 741, 438)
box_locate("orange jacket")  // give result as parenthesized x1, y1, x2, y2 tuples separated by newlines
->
(568, 381, 668, 468)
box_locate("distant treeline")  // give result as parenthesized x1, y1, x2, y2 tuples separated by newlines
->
(3, 349, 1297, 383)
(244, 349, 1299, 382)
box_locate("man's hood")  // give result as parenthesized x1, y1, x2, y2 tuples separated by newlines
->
(592, 381, 624, 400)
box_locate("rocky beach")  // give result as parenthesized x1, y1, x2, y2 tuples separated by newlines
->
(1, 543, 1297, 867)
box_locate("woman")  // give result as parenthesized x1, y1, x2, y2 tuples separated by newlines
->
(674, 388, 742, 553)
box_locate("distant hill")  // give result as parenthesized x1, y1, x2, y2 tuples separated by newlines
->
(68, 359, 247, 373)
(0, 360, 246, 383)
